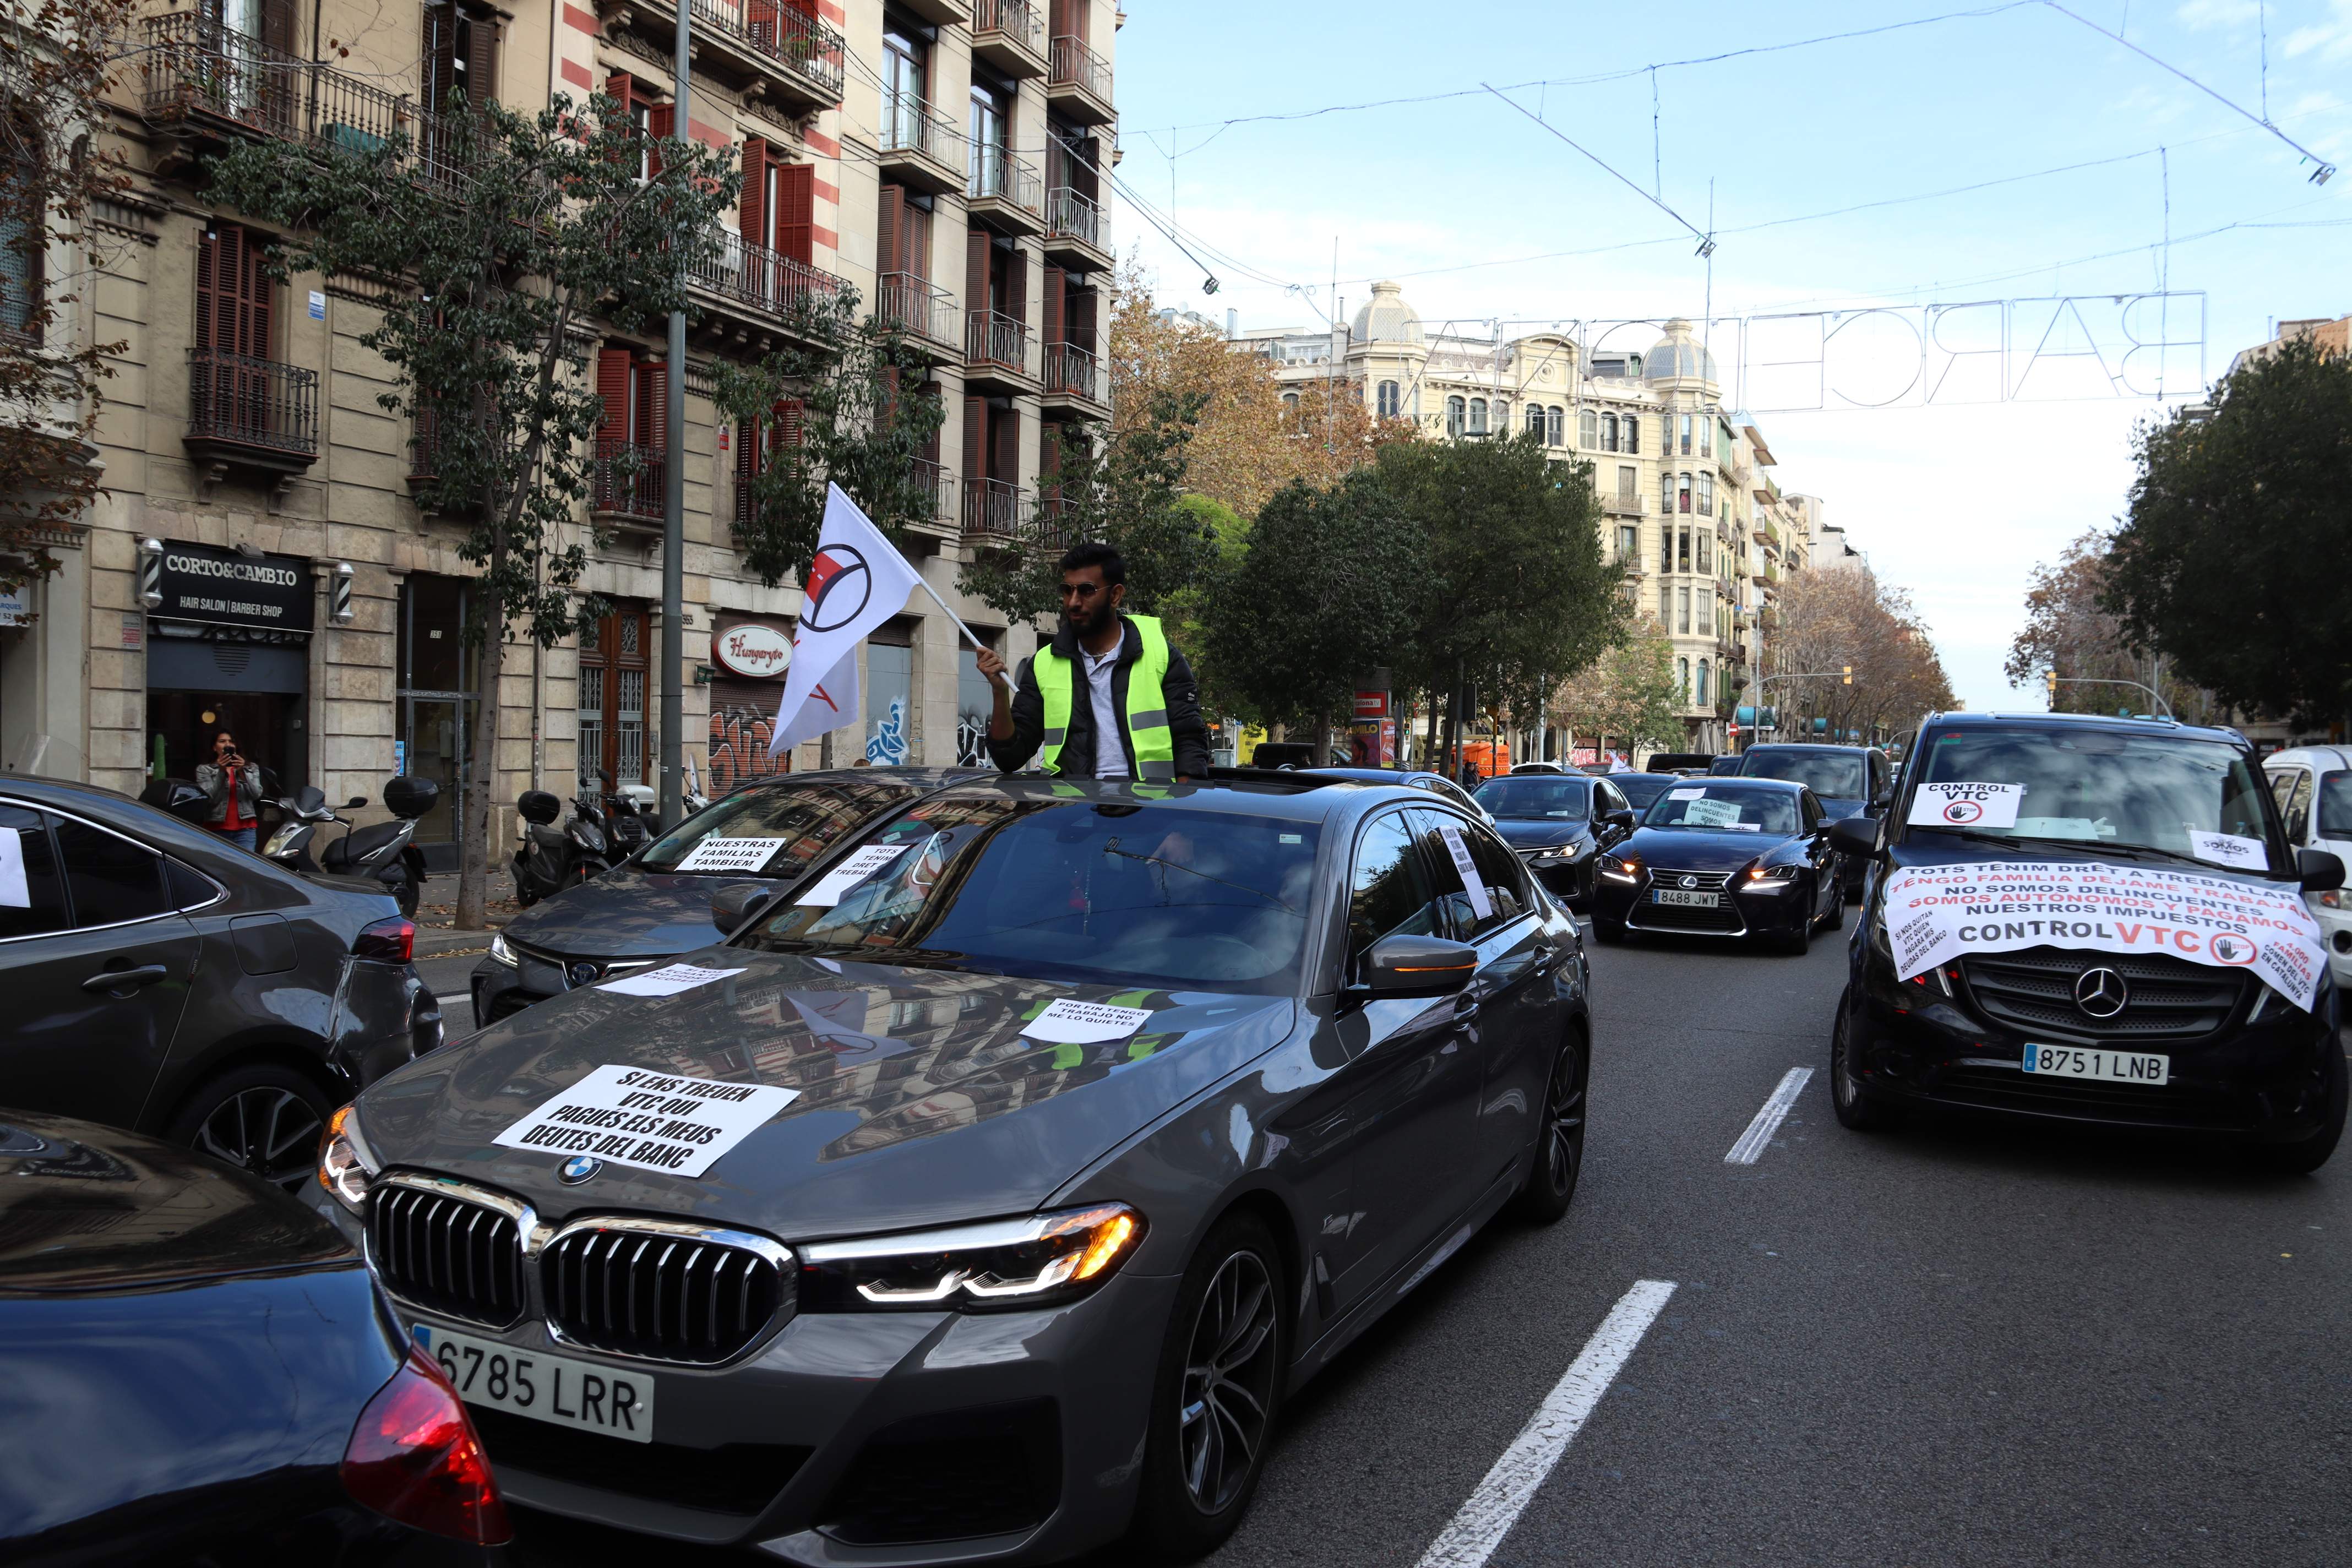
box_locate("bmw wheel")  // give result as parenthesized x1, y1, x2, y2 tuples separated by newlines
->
(1133, 1214, 1286, 1562)
(1513, 1031, 1587, 1223)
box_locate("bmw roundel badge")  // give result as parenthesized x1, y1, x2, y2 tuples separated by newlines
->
(558, 1155, 602, 1185)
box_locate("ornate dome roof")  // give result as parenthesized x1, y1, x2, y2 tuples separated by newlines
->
(1351, 280, 1424, 345)
(1645, 317, 1718, 384)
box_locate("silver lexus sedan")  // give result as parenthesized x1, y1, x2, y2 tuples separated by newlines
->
(314, 772, 1593, 1563)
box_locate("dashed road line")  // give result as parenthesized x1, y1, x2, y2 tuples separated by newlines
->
(1725, 1066, 1814, 1164)
(1414, 1279, 1678, 1568)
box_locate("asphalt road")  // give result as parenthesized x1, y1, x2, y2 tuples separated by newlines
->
(471, 916, 2352, 1566)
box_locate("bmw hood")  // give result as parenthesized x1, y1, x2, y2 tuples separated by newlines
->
(353, 950, 1296, 1239)
(1489, 818, 1595, 853)
(1623, 826, 1799, 873)
(500, 867, 789, 960)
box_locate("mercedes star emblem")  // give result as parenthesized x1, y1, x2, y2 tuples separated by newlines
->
(2073, 967, 2129, 1020)
(558, 1155, 602, 1185)
(1679, 875, 1698, 889)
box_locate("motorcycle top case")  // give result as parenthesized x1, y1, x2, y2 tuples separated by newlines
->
(516, 788, 562, 826)
(382, 774, 441, 820)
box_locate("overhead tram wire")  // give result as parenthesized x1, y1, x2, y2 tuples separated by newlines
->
(1485, 86, 1713, 255)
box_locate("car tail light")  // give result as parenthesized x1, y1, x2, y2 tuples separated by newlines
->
(341, 1348, 511, 1544)
(354, 917, 415, 963)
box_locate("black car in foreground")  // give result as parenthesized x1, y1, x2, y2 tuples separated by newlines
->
(1733, 742, 1894, 897)
(1473, 772, 1637, 906)
(0, 774, 438, 1190)
(318, 772, 1590, 1564)
(1830, 711, 2346, 1172)
(0, 1108, 508, 1565)
(1591, 777, 1847, 953)
(474, 768, 976, 1023)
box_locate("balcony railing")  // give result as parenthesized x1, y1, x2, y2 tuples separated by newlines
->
(880, 94, 965, 167)
(968, 141, 1043, 215)
(1043, 341, 1102, 404)
(687, 231, 847, 326)
(712, 0, 847, 100)
(1045, 185, 1107, 251)
(966, 309, 1031, 377)
(1600, 492, 1647, 516)
(877, 271, 959, 348)
(591, 439, 665, 524)
(972, 0, 1044, 54)
(961, 477, 1031, 543)
(187, 349, 318, 458)
(910, 458, 956, 526)
(1048, 34, 1112, 102)
(141, 14, 459, 182)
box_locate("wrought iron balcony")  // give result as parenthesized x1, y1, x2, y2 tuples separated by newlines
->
(878, 94, 966, 191)
(967, 142, 1044, 227)
(186, 349, 318, 464)
(1600, 492, 1647, 516)
(961, 477, 1031, 545)
(591, 439, 665, 525)
(965, 309, 1032, 381)
(876, 272, 959, 350)
(1047, 34, 1114, 122)
(910, 458, 956, 527)
(685, 231, 847, 335)
(1044, 184, 1109, 257)
(617, 0, 845, 107)
(1043, 341, 1103, 406)
(972, 0, 1047, 77)
(140, 14, 458, 184)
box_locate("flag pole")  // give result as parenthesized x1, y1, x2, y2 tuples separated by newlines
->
(909, 569, 1017, 695)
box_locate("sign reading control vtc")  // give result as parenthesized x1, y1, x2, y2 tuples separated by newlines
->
(154, 542, 315, 634)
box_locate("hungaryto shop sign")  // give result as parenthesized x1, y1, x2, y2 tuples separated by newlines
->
(1882, 861, 2327, 1010)
(155, 543, 315, 634)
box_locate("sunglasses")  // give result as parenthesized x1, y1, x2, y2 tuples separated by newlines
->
(1060, 581, 1107, 600)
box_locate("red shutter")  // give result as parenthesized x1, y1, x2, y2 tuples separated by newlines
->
(194, 227, 219, 351)
(260, 0, 295, 53)
(904, 204, 932, 283)
(246, 233, 271, 360)
(605, 70, 633, 114)
(740, 137, 768, 244)
(736, 416, 758, 489)
(596, 348, 631, 443)
(962, 396, 984, 481)
(1049, 0, 1071, 39)
(646, 104, 673, 178)
(772, 162, 814, 264)
(992, 402, 1018, 481)
(965, 226, 990, 313)
(640, 361, 666, 450)
(424, 4, 458, 112)
(875, 182, 902, 277)
(1006, 247, 1027, 325)
(1042, 264, 1064, 347)
(1071, 286, 1097, 352)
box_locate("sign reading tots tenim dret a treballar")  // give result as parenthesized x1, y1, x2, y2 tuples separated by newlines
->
(1882, 861, 2327, 1010)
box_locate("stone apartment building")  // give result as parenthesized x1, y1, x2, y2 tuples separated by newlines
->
(1231, 287, 1839, 752)
(1, 0, 1115, 867)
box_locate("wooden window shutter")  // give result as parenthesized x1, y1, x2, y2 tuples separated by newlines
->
(992, 402, 1018, 481)
(1006, 247, 1027, 325)
(736, 416, 758, 491)
(639, 361, 666, 450)
(1041, 265, 1064, 346)
(905, 204, 932, 283)
(1072, 286, 1097, 352)
(199, 225, 269, 358)
(773, 162, 814, 264)
(773, 396, 805, 454)
(741, 138, 769, 244)
(597, 348, 632, 443)
(1039, 423, 1060, 496)
(1049, 0, 1072, 39)
(194, 227, 219, 351)
(962, 396, 984, 481)
(260, 0, 295, 54)
(646, 104, 673, 178)
(965, 226, 990, 312)
(605, 71, 634, 115)
(244, 232, 271, 360)
(875, 182, 901, 276)
(464, 11, 499, 106)
(424, 4, 458, 112)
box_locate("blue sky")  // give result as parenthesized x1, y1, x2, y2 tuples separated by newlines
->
(1106, 1, 2351, 712)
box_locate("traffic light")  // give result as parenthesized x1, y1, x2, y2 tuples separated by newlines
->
(1841, 665, 1852, 686)
(2046, 669, 2059, 704)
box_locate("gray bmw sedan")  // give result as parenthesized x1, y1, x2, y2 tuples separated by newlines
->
(315, 772, 1593, 1563)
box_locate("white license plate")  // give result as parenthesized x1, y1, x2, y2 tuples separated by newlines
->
(1652, 889, 1719, 908)
(412, 1323, 655, 1443)
(2021, 1044, 2170, 1086)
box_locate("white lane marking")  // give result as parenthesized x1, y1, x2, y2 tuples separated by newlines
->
(434, 993, 471, 1008)
(1415, 1279, 1677, 1568)
(1725, 1066, 1814, 1165)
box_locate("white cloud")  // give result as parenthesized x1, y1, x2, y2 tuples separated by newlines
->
(2285, 1, 2352, 62)
(2176, 0, 2263, 29)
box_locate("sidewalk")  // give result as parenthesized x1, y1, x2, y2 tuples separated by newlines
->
(412, 864, 522, 959)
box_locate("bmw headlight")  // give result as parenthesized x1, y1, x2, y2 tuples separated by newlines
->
(317, 1104, 378, 1212)
(488, 934, 519, 967)
(797, 1203, 1145, 1313)
(1599, 853, 1640, 884)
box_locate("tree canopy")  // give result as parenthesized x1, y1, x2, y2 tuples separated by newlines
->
(1555, 613, 1684, 754)
(2005, 529, 2223, 723)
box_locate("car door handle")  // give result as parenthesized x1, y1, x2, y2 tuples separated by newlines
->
(83, 964, 169, 994)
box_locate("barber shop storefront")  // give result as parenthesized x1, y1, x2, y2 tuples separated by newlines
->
(141, 541, 314, 798)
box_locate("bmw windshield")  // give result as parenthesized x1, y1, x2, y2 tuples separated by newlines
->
(739, 796, 1322, 994)
(1908, 727, 2290, 873)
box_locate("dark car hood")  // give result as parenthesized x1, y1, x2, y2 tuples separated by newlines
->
(0, 1112, 351, 1293)
(501, 865, 788, 960)
(1490, 818, 1596, 851)
(1626, 825, 1800, 872)
(356, 950, 1298, 1239)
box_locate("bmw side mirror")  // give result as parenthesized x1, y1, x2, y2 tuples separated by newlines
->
(711, 882, 778, 934)
(2297, 848, 2344, 894)
(1828, 816, 1880, 859)
(1359, 933, 1479, 998)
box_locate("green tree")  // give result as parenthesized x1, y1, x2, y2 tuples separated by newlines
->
(206, 88, 737, 925)
(714, 292, 945, 584)
(1203, 472, 1426, 759)
(1373, 432, 1622, 752)
(1557, 613, 1683, 755)
(2105, 337, 2352, 726)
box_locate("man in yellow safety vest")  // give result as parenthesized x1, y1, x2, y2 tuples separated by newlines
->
(975, 542, 1211, 781)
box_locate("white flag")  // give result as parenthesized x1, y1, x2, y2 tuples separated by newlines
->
(767, 484, 921, 758)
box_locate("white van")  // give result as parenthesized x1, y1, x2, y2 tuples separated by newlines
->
(2263, 745, 2352, 986)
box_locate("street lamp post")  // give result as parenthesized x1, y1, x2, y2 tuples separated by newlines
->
(658, 0, 689, 829)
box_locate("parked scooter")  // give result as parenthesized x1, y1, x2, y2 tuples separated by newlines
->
(600, 770, 654, 858)
(511, 786, 613, 908)
(262, 776, 437, 917)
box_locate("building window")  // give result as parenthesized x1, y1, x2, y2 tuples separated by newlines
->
(1600, 412, 1618, 452)
(1696, 471, 1714, 512)
(1494, 399, 1509, 429)
(1547, 406, 1564, 445)
(1699, 417, 1713, 458)
(1659, 472, 1675, 518)
(1467, 398, 1488, 435)
(882, 27, 927, 148)
(579, 602, 651, 790)
(1678, 656, 1690, 699)
(1678, 528, 1690, 572)
(1, 140, 42, 341)
(1446, 396, 1466, 438)
(1580, 407, 1597, 448)
(1623, 413, 1640, 454)
(1526, 402, 1544, 438)
(1696, 531, 1711, 573)
(1697, 658, 1711, 706)
(1677, 472, 1692, 513)
(1618, 524, 1638, 560)
(1378, 379, 1400, 418)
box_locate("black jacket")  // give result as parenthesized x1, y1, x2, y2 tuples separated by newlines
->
(987, 617, 1214, 780)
